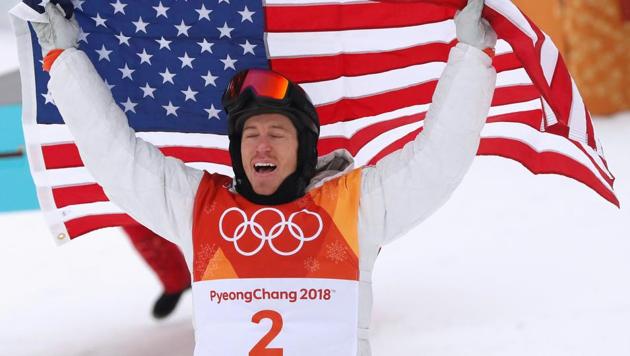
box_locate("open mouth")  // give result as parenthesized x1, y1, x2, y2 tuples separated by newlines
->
(254, 162, 277, 174)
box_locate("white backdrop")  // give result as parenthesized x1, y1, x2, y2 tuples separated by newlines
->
(0, 1, 20, 30)
(0, 1, 20, 77)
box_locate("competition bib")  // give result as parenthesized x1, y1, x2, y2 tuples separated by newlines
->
(192, 170, 362, 356)
(193, 279, 358, 355)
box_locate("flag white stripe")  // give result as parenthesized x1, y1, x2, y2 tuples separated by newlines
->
(186, 162, 234, 176)
(487, 98, 541, 117)
(541, 98, 558, 126)
(136, 132, 230, 148)
(269, 23, 513, 59)
(266, 20, 456, 58)
(495, 40, 513, 56)
(304, 66, 531, 106)
(33, 162, 234, 189)
(27, 124, 231, 147)
(32, 167, 95, 187)
(540, 34, 559, 86)
(302, 62, 446, 105)
(568, 79, 588, 144)
(59, 201, 126, 222)
(495, 68, 533, 87)
(23, 124, 72, 145)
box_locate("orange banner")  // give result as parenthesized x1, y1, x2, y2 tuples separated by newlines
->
(514, 0, 630, 115)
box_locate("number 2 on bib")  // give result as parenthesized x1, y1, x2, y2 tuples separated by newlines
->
(250, 310, 284, 356)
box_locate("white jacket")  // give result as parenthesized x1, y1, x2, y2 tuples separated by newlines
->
(48, 42, 496, 355)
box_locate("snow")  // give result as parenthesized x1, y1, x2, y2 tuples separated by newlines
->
(0, 30, 19, 76)
(1, 113, 629, 355)
(0, 1, 21, 76)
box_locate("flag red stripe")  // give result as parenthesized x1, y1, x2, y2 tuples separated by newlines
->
(485, 110, 542, 129)
(65, 213, 139, 239)
(368, 128, 423, 165)
(42, 144, 81, 169)
(548, 56, 573, 128)
(492, 53, 523, 73)
(491, 85, 539, 107)
(272, 44, 521, 85)
(316, 81, 540, 125)
(265, 2, 456, 32)
(42, 144, 232, 170)
(271, 42, 455, 84)
(477, 138, 619, 206)
(160, 147, 232, 166)
(53, 183, 107, 208)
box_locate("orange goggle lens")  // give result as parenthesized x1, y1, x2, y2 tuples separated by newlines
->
(228, 69, 290, 101)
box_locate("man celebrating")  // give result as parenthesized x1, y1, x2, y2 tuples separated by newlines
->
(28, 0, 497, 354)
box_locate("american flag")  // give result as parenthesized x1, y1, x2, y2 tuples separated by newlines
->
(11, 0, 618, 243)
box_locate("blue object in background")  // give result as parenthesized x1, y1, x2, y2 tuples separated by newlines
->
(0, 105, 39, 212)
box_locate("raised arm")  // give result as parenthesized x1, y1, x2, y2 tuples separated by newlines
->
(30, 4, 202, 255)
(359, 0, 497, 246)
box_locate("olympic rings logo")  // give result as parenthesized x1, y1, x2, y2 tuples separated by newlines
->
(218, 207, 323, 256)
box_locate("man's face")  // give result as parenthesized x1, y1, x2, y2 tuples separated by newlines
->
(240, 113, 298, 196)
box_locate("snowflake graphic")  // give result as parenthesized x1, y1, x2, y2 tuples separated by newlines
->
(203, 201, 218, 214)
(324, 186, 338, 201)
(203, 256, 221, 277)
(194, 243, 218, 277)
(296, 197, 309, 209)
(325, 240, 348, 264)
(304, 257, 321, 272)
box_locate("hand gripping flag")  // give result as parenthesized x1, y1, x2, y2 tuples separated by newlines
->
(10, 0, 618, 243)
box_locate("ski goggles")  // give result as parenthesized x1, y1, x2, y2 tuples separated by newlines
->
(223, 69, 290, 104)
(222, 68, 319, 136)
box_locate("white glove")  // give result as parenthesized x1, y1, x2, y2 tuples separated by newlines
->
(455, 0, 497, 50)
(30, 2, 79, 57)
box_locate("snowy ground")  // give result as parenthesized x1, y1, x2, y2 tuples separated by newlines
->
(0, 1, 20, 76)
(1, 113, 629, 356)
